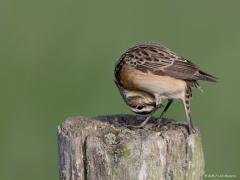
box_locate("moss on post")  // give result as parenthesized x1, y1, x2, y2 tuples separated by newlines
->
(58, 115, 204, 180)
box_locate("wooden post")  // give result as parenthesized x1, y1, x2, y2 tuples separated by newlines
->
(57, 115, 204, 180)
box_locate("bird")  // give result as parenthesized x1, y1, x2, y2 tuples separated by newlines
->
(114, 42, 217, 133)
(114, 80, 163, 127)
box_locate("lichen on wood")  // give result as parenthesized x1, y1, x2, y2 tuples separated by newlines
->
(58, 115, 204, 180)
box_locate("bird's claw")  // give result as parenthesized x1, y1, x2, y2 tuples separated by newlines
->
(188, 125, 198, 134)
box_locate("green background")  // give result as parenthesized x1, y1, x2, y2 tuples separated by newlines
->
(0, 0, 239, 179)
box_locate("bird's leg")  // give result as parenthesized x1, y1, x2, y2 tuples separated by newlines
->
(132, 94, 162, 128)
(123, 114, 152, 129)
(138, 103, 164, 127)
(158, 99, 174, 122)
(154, 94, 162, 107)
(138, 114, 152, 128)
(187, 112, 195, 134)
(183, 89, 197, 134)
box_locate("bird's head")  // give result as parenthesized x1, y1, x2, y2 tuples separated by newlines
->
(129, 103, 155, 115)
(122, 90, 156, 115)
(114, 80, 156, 114)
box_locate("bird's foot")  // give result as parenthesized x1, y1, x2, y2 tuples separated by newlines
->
(188, 124, 198, 134)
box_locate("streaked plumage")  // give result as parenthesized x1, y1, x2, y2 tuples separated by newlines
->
(114, 43, 217, 133)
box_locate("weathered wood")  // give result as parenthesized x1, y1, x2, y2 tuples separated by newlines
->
(57, 115, 204, 180)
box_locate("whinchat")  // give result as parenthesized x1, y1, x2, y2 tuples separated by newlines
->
(114, 43, 216, 133)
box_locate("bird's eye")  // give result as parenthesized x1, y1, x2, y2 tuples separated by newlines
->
(136, 105, 144, 110)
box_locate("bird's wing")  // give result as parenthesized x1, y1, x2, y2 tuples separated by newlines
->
(153, 58, 201, 80)
(125, 43, 216, 82)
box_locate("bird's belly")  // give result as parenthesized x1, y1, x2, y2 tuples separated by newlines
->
(135, 74, 186, 99)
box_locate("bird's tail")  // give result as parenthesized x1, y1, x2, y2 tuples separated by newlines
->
(198, 70, 218, 82)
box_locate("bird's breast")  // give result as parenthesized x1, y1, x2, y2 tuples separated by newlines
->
(119, 66, 186, 99)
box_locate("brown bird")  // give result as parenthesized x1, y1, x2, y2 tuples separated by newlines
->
(114, 43, 217, 133)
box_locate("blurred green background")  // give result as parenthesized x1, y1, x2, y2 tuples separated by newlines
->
(0, 0, 239, 179)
